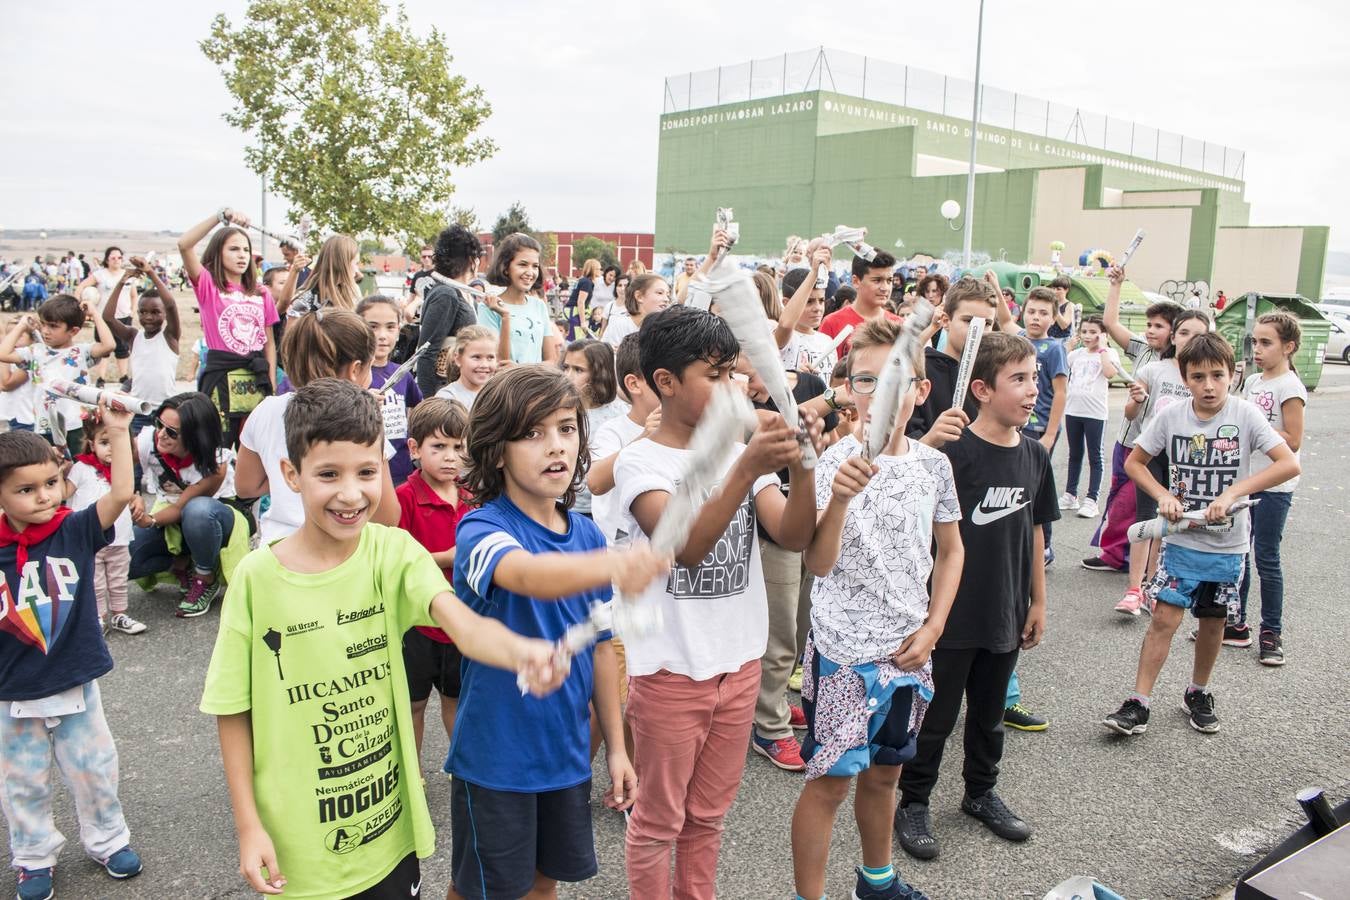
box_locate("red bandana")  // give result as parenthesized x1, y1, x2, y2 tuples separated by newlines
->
(160, 451, 195, 480)
(74, 453, 112, 485)
(0, 507, 73, 572)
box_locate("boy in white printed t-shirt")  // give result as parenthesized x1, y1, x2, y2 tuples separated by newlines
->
(0, 294, 116, 455)
(1103, 333, 1299, 738)
(791, 318, 964, 900)
(614, 306, 817, 900)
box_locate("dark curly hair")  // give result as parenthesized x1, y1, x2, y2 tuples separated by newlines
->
(462, 365, 589, 509)
(432, 225, 483, 281)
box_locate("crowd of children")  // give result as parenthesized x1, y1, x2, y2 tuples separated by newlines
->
(0, 211, 1311, 900)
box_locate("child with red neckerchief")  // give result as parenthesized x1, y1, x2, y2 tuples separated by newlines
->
(65, 411, 144, 635)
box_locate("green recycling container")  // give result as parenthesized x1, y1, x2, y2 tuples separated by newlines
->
(1215, 294, 1328, 391)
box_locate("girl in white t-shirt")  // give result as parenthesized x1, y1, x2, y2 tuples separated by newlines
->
(1060, 315, 1120, 520)
(560, 339, 627, 518)
(67, 414, 142, 633)
(1234, 312, 1307, 662)
(476, 233, 556, 365)
(435, 325, 498, 410)
(777, 243, 836, 373)
(237, 309, 401, 543)
(76, 246, 137, 384)
(600, 274, 669, 347)
(1114, 309, 1210, 615)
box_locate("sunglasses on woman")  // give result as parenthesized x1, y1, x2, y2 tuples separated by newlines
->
(154, 417, 180, 440)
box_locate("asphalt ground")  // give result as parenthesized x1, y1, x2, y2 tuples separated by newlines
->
(7, 365, 1350, 900)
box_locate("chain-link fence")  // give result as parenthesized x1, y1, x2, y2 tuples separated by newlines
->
(663, 48, 1245, 181)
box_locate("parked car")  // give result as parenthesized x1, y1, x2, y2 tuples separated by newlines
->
(1327, 318, 1349, 364)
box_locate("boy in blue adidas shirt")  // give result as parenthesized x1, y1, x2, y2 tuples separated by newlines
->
(449, 365, 666, 900)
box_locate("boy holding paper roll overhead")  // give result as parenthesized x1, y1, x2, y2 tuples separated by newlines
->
(0, 294, 116, 456)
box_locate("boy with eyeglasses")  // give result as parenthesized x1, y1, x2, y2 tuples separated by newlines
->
(790, 318, 963, 900)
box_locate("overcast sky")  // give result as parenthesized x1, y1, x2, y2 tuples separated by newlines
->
(3, 0, 1346, 253)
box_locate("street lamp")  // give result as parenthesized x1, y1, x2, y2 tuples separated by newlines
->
(962, 0, 987, 269)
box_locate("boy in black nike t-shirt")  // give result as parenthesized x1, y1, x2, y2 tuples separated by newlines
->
(896, 332, 1058, 861)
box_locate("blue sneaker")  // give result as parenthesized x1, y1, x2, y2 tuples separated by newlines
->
(99, 846, 143, 879)
(15, 866, 54, 900)
(853, 866, 929, 900)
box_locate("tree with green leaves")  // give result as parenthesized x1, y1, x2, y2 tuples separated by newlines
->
(491, 202, 536, 244)
(201, 0, 494, 253)
(570, 235, 619, 273)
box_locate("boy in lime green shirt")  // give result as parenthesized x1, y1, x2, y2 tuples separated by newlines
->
(201, 378, 562, 898)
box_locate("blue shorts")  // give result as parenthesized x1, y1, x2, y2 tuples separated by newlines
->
(450, 778, 596, 898)
(799, 634, 932, 781)
(1149, 544, 1244, 620)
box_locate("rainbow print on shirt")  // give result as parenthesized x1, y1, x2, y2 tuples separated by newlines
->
(0, 558, 81, 654)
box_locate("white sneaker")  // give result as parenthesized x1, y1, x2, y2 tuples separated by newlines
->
(1058, 492, 1079, 511)
(1077, 498, 1100, 519)
(109, 613, 148, 635)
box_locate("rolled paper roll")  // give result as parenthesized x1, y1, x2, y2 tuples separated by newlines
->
(1120, 229, 1146, 267)
(45, 380, 155, 415)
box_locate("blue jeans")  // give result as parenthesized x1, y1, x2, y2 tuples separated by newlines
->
(1236, 491, 1293, 633)
(1064, 414, 1105, 500)
(128, 496, 235, 578)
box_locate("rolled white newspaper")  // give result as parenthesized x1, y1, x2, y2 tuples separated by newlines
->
(809, 324, 853, 373)
(715, 207, 739, 248)
(951, 316, 985, 411)
(1126, 499, 1257, 543)
(696, 258, 818, 468)
(864, 299, 935, 460)
(1120, 229, 1146, 267)
(45, 379, 155, 415)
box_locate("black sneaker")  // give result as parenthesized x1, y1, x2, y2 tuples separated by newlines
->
(1182, 688, 1220, 733)
(852, 866, 930, 900)
(960, 790, 1032, 842)
(1223, 623, 1253, 648)
(895, 802, 940, 860)
(1081, 555, 1121, 572)
(1258, 629, 1285, 667)
(1003, 703, 1049, 732)
(1102, 698, 1150, 735)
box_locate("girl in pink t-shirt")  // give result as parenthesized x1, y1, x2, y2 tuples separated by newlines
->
(177, 208, 280, 445)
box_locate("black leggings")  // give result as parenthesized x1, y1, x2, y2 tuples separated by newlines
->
(899, 646, 1020, 805)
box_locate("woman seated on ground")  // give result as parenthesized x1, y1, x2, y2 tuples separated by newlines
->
(127, 391, 246, 618)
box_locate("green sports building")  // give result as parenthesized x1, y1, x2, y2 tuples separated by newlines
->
(656, 48, 1328, 299)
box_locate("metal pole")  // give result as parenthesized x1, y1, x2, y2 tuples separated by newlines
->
(962, 0, 986, 269)
(259, 134, 268, 261)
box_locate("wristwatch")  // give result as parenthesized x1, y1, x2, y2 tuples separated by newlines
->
(822, 385, 841, 411)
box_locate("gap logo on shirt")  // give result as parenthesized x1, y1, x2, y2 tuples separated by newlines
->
(0, 558, 81, 653)
(669, 495, 756, 599)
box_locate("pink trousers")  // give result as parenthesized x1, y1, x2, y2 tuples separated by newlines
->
(625, 660, 760, 900)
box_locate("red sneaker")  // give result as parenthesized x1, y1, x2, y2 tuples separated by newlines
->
(788, 705, 807, 729)
(752, 732, 806, 771)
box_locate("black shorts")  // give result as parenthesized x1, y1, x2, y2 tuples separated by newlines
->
(403, 629, 463, 701)
(343, 852, 419, 899)
(113, 316, 133, 359)
(451, 779, 596, 898)
(1134, 455, 1171, 524)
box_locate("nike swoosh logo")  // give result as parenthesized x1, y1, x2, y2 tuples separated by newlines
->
(411, 879, 421, 896)
(970, 500, 1031, 526)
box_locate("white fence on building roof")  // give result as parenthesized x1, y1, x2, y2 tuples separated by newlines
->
(663, 47, 1246, 182)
